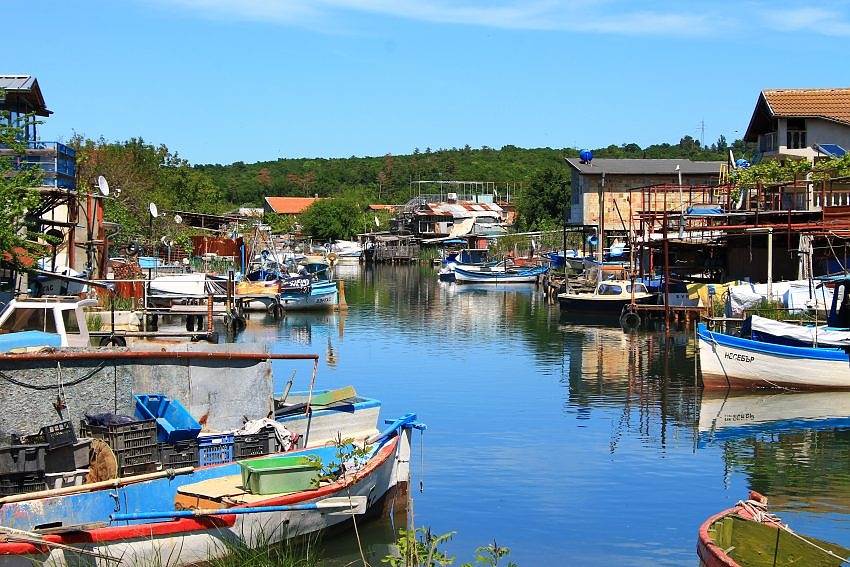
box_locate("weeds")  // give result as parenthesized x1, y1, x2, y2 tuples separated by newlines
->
(383, 527, 517, 567)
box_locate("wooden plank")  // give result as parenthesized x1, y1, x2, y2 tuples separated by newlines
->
(311, 385, 356, 406)
(274, 385, 357, 417)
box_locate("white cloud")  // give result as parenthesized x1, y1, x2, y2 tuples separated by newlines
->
(147, 0, 850, 37)
(765, 8, 850, 36)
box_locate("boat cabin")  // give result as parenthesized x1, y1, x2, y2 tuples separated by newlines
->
(0, 297, 98, 348)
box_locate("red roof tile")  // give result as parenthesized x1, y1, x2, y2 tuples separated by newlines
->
(762, 88, 850, 125)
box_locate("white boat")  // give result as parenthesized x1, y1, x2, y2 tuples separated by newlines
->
(147, 273, 227, 298)
(0, 296, 99, 348)
(437, 248, 492, 282)
(326, 240, 362, 263)
(558, 279, 656, 314)
(453, 264, 548, 284)
(697, 321, 850, 390)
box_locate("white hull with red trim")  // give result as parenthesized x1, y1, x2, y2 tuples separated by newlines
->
(0, 422, 416, 566)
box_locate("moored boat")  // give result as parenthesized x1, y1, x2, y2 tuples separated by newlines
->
(453, 264, 548, 284)
(697, 322, 850, 390)
(0, 414, 422, 567)
(557, 279, 655, 313)
(698, 491, 850, 566)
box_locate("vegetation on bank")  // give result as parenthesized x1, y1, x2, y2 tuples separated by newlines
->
(5, 111, 850, 264)
(53, 134, 747, 249)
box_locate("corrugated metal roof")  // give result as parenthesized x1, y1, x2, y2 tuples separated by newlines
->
(0, 75, 36, 90)
(418, 202, 504, 217)
(565, 158, 722, 175)
(0, 75, 50, 116)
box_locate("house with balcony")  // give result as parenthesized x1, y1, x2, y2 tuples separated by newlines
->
(1, 74, 82, 290)
(744, 87, 850, 163)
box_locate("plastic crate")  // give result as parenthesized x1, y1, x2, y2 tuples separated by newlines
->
(0, 472, 47, 496)
(79, 419, 158, 478)
(239, 455, 321, 495)
(40, 421, 77, 449)
(134, 394, 202, 443)
(158, 439, 199, 468)
(79, 419, 157, 452)
(197, 433, 234, 466)
(45, 438, 92, 473)
(0, 444, 48, 476)
(234, 428, 278, 460)
(45, 469, 88, 490)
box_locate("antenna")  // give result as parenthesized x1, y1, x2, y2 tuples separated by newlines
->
(97, 175, 110, 196)
(149, 202, 159, 218)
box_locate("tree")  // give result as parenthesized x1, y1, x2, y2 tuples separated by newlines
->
(0, 100, 44, 267)
(515, 167, 568, 231)
(298, 197, 364, 241)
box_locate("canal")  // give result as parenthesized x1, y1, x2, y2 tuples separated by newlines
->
(238, 262, 850, 565)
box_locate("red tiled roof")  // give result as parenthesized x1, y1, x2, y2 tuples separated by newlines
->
(264, 197, 318, 214)
(762, 88, 850, 125)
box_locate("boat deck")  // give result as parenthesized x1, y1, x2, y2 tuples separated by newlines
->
(175, 474, 264, 509)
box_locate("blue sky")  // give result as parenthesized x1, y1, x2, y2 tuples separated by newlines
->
(13, 0, 850, 165)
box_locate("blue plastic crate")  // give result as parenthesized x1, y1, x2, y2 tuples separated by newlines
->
(134, 394, 202, 443)
(197, 433, 234, 466)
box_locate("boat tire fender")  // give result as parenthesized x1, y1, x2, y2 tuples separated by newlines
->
(99, 336, 127, 347)
(620, 311, 641, 331)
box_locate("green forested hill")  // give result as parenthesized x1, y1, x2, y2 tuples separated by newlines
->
(194, 137, 746, 208)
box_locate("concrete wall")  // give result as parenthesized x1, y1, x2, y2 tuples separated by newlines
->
(0, 343, 274, 441)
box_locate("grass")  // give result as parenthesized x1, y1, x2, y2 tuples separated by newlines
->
(204, 534, 324, 567)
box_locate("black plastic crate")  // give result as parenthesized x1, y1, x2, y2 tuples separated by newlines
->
(40, 421, 77, 449)
(45, 439, 92, 473)
(0, 444, 48, 476)
(234, 427, 278, 459)
(0, 472, 47, 496)
(158, 439, 199, 468)
(113, 444, 158, 470)
(79, 419, 157, 452)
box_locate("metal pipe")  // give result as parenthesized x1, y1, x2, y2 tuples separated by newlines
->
(0, 351, 319, 362)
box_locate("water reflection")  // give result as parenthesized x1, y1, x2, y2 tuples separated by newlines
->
(235, 264, 850, 563)
(698, 390, 850, 520)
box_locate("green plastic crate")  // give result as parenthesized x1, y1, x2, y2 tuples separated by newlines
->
(239, 454, 321, 495)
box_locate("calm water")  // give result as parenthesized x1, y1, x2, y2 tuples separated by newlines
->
(237, 263, 850, 566)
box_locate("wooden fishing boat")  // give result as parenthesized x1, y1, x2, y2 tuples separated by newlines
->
(437, 248, 492, 282)
(697, 322, 850, 390)
(0, 414, 422, 567)
(698, 491, 850, 566)
(453, 264, 548, 284)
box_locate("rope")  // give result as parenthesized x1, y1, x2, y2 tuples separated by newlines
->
(0, 362, 106, 391)
(737, 499, 850, 565)
(419, 426, 425, 493)
(56, 362, 68, 421)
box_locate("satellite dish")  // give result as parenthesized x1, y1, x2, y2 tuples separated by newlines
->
(160, 236, 173, 247)
(149, 202, 159, 218)
(174, 214, 183, 224)
(97, 175, 110, 196)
